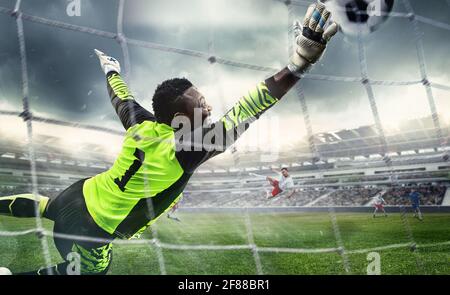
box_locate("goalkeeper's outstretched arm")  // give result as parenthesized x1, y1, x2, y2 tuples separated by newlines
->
(94, 49, 156, 130)
(193, 1, 338, 165)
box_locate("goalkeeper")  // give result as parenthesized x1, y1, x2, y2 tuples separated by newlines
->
(0, 1, 338, 275)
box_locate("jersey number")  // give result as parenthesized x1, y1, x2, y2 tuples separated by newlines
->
(114, 148, 145, 192)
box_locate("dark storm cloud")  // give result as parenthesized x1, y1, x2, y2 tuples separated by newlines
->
(0, 0, 449, 133)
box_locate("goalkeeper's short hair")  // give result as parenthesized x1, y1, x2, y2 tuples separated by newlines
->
(152, 78, 193, 125)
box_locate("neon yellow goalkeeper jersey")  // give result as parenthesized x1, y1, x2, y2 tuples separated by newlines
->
(83, 72, 280, 239)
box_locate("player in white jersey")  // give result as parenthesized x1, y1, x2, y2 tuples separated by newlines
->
(266, 167, 296, 199)
(372, 195, 388, 218)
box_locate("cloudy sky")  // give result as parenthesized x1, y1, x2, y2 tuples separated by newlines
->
(0, 0, 449, 156)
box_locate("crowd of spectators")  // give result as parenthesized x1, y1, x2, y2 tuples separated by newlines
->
(182, 184, 447, 207)
(0, 182, 447, 208)
(0, 185, 62, 199)
(181, 189, 331, 208)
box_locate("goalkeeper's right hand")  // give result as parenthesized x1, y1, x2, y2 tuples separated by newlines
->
(288, 1, 339, 77)
(94, 49, 121, 75)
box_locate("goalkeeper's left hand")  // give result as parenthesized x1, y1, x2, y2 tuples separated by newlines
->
(288, 1, 339, 76)
(94, 49, 121, 75)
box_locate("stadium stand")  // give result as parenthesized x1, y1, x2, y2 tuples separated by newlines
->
(181, 188, 333, 208)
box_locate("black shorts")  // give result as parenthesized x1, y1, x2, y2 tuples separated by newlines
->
(46, 179, 114, 275)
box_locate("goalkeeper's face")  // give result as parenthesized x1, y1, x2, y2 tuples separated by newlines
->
(179, 86, 212, 125)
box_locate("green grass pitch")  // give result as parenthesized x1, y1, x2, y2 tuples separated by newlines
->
(0, 212, 449, 274)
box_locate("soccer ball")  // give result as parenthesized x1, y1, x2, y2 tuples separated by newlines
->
(323, 0, 394, 35)
(0, 267, 12, 275)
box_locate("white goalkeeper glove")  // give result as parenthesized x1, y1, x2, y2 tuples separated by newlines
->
(288, 1, 339, 77)
(94, 49, 121, 75)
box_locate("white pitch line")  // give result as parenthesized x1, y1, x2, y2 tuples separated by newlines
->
(0, 229, 40, 236)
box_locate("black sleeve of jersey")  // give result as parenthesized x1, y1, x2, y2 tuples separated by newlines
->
(106, 72, 156, 130)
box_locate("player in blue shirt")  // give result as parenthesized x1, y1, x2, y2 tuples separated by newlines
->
(408, 188, 423, 221)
